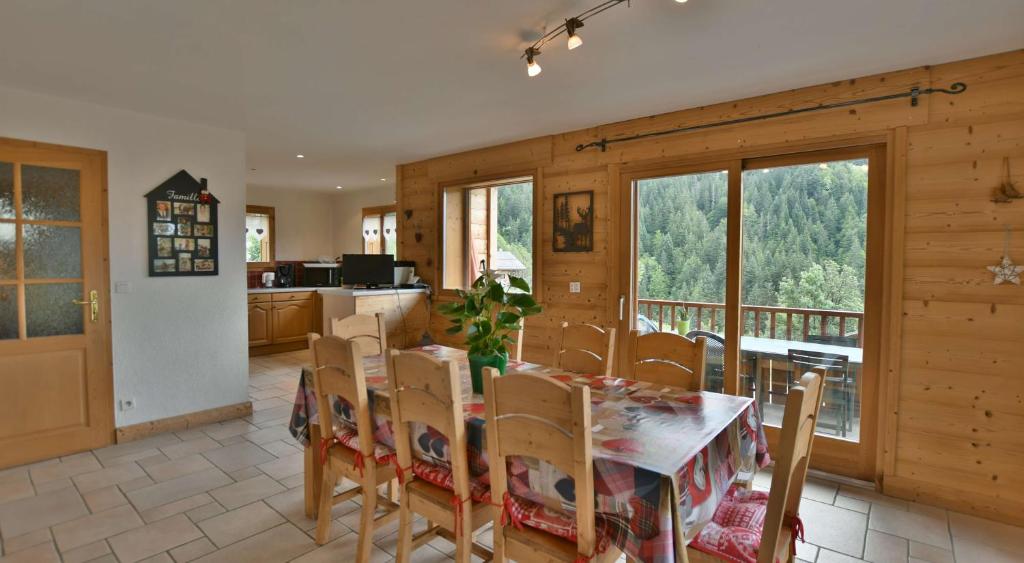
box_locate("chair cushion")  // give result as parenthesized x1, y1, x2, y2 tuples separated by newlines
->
(334, 428, 395, 464)
(689, 485, 771, 563)
(411, 458, 491, 503)
(503, 494, 614, 556)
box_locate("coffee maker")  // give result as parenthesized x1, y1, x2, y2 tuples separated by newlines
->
(275, 264, 295, 287)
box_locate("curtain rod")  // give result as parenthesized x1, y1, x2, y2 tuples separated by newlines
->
(575, 82, 968, 152)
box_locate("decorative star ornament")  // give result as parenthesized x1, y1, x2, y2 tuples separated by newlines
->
(988, 255, 1023, 285)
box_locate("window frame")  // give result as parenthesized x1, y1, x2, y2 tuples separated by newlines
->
(361, 204, 398, 256)
(435, 171, 542, 301)
(245, 205, 275, 270)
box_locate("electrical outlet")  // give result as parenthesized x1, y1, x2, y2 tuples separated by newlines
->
(119, 398, 136, 411)
(569, 281, 581, 293)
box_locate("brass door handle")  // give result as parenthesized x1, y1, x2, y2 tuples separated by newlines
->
(72, 290, 99, 322)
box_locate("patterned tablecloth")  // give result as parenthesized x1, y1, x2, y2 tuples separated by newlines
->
(289, 345, 769, 563)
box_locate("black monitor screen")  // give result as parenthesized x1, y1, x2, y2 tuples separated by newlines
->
(342, 254, 394, 286)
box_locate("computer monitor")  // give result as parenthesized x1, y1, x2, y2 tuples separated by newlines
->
(342, 254, 394, 287)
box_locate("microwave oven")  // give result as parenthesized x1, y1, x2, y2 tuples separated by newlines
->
(302, 263, 341, 287)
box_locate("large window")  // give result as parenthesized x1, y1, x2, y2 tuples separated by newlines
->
(442, 177, 534, 291)
(245, 205, 274, 268)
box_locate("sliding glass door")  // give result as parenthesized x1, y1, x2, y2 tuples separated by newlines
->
(620, 146, 885, 479)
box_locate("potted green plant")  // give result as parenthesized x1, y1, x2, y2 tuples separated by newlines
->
(438, 271, 542, 393)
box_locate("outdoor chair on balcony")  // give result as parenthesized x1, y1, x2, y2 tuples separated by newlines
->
(787, 349, 851, 437)
(685, 330, 758, 398)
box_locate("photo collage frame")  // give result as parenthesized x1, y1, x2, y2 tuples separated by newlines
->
(146, 170, 219, 276)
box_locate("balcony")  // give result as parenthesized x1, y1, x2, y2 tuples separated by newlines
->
(638, 298, 864, 442)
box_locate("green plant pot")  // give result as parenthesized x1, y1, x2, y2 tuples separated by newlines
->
(468, 352, 508, 394)
(676, 319, 691, 336)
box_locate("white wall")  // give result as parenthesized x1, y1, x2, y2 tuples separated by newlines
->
(332, 187, 396, 256)
(0, 85, 249, 427)
(246, 186, 335, 261)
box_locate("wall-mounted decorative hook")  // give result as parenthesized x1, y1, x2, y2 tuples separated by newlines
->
(992, 157, 1021, 204)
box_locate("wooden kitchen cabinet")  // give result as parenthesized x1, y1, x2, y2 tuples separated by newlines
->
(271, 299, 313, 343)
(248, 302, 273, 346)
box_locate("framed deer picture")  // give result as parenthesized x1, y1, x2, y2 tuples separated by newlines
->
(553, 190, 594, 252)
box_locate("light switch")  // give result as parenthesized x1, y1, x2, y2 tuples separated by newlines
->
(569, 282, 581, 293)
(114, 281, 132, 294)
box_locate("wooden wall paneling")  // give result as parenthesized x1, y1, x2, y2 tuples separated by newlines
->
(880, 126, 908, 478)
(396, 50, 1024, 525)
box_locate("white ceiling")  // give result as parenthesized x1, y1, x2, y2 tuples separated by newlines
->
(1, 0, 1021, 192)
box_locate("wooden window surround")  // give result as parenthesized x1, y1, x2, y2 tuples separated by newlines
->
(245, 205, 275, 270)
(361, 204, 398, 256)
(436, 172, 542, 301)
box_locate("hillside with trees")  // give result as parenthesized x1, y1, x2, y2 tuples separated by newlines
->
(637, 160, 868, 324)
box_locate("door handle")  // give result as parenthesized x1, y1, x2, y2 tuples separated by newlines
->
(72, 290, 99, 323)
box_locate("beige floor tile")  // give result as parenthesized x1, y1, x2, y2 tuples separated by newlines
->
(201, 442, 275, 473)
(795, 540, 819, 562)
(98, 448, 166, 469)
(802, 477, 839, 504)
(800, 498, 867, 557)
(136, 452, 172, 469)
(256, 453, 303, 480)
(34, 478, 74, 494)
(61, 540, 111, 563)
(108, 514, 203, 563)
(203, 420, 260, 441)
(0, 542, 61, 563)
(228, 466, 264, 482)
(949, 510, 1024, 552)
(73, 462, 147, 493)
(52, 504, 143, 552)
(838, 485, 908, 511)
(144, 455, 215, 483)
(126, 469, 232, 512)
(28, 455, 102, 485)
(169, 537, 217, 562)
(249, 405, 296, 425)
(909, 541, 954, 563)
(0, 473, 34, 505)
(869, 504, 950, 550)
(279, 472, 305, 489)
(191, 523, 316, 563)
(209, 475, 286, 510)
(84, 555, 119, 563)
(139, 494, 215, 524)
(2, 528, 51, 553)
(951, 537, 1021, 563)
(834, 494, 871, 514)
(290, 528, 390, 563)
(263, 487, 318, 530)
(139, 552, 174, 562)
(864, 530, 908, 563)
(93, 435, 182, 464)
(160, 438, 223, 461)
(818, 549, 866, 563)
(120, 475, 156, 492)
(197, 501, 285, 547)
(243, 426, 294, 446)
(0, 486, 88, 538)
(186, 502, 227, 523)
(83, 485, 129, 513)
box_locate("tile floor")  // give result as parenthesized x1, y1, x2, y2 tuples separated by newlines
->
(1, 349, 1022, 562)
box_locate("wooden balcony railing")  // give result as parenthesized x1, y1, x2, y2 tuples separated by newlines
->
(637, 299, 864, 348)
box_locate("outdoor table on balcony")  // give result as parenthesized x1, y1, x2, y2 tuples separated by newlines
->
(741, 336, 863, 365)
(288, 345, 770, 563)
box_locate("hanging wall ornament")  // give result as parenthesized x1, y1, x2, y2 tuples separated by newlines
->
(987, 226, 1023, 285)
(992, 157, 1021, 204)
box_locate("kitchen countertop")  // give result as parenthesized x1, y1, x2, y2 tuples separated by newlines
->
(247, 286, 429, 296)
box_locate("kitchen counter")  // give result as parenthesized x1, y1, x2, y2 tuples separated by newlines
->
(247, 286, 428, 296)
(247, 286, 322, 294)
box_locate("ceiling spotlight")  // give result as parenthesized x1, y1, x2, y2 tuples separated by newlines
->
(525, 47, 542, 77)
(336, 185, 343, 189)
(296, 154, 305, 159)
(675, 0, 688, 3)
(379, 178, 387, 182)
(566, 18, 584, 50)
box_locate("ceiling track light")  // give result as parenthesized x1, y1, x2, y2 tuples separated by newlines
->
(521, 0, 690, 77)
(565, 17, 584, 50)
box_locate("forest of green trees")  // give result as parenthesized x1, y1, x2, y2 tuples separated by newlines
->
(494, 182, 534, 286)
(638, 160, 868, 323)
(491, 162, 867, 333)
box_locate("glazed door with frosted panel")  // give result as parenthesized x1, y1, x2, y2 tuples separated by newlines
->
(0, 138, 113, 468)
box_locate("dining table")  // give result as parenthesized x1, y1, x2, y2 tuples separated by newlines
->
(288, 345, 770, 563)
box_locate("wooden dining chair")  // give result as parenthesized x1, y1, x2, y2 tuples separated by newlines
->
(385, 349, 493, 563)
(687, 369, 826, 563)
(482, 367, 621, 563)
(627, 330, 707, 391)
(788, 349, 850, 437)
(508, 324, 525, 362)
(555, 322, 615, 377)
(331, 312, 388, 354)
(309, 333, 398, 557)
